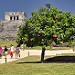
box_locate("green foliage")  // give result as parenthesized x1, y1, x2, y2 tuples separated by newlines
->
(45, 3, 52, 9)
(17, 3, 75, 47)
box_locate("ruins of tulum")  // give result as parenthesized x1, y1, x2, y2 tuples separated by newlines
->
(0, 12, 26, 41)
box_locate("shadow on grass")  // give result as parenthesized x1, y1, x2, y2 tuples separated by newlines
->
(17, 61, 41, 64)
(44, 56, 75, 63)
(17, 56, 75, 64)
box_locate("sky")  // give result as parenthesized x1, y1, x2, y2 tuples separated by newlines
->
(0, 0, 75, 20)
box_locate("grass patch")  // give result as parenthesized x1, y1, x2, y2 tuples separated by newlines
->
(25, 46, 75, 50)
(0, 41, 17, 48)
(0, 41, 75, 50)
(0, 54, 75, 75)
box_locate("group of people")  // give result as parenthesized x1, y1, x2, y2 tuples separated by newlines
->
(0, 43, 25, 59)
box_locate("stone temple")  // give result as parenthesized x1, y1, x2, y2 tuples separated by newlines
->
(0, 12, 26, 40)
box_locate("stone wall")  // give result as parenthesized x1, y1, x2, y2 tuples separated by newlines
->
(0, 12, 26, 41)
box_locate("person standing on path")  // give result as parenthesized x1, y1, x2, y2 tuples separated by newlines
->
(0, 45, 2, 59)
(15, 45, 20, 59)
(4, 46, 8, 58)
(21, 43, 25, 51)
(10, 44, 14, 59)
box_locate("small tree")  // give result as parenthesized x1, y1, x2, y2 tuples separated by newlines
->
(16, 3, 75, 62)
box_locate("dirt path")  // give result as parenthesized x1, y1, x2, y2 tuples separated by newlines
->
(0, 49, 75, 64)
(0, 50, 28, 64)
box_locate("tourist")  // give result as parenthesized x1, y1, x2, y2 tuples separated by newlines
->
(10, 44, 14, 59)
(21, 43, 25, 51)
(15, 45, 20, 59)
(0, 45, 2, 59)
(4, 46, 8, 58)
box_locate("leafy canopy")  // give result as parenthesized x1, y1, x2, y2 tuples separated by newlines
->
(17, 3, 75, 47)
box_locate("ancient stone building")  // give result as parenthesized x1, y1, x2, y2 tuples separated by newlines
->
(0, 12, 26, 40)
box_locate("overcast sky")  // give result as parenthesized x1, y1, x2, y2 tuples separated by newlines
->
(0, 0, 75, 20)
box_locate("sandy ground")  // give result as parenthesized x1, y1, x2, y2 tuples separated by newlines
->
(0, 49, 75, 64)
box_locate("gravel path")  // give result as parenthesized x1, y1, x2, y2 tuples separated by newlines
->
(0, 49, 75, 64)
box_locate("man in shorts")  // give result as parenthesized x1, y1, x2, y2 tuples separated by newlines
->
(10, 44, 14, 59)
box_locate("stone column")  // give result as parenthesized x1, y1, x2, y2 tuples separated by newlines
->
(15, 16, 17, 20)
(12, 16, 14, 20)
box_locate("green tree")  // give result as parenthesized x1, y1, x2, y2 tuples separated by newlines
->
(16, 3, 75, 62)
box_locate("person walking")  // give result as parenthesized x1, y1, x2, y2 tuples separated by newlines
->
(10, 44, 14, 59)
(15, 45, 20, 59)
(0, 45, 2, 59)
(4, 46, 8, 58)
(21, 43, 25, 51)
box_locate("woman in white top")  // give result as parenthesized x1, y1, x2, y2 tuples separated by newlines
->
(10, 44, 14, 59)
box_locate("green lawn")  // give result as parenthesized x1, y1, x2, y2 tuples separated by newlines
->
(0, 41, 17, 48)
(0, 41, 75, 57)
(0, 54, 75, 75)
(0, 41, 75, 50)
(26, 46, 75, 50)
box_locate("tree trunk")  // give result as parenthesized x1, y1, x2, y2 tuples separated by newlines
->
(41, 47, 46, 62)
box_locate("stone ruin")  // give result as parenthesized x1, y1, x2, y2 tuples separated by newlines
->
(0, 12, 26, 41)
